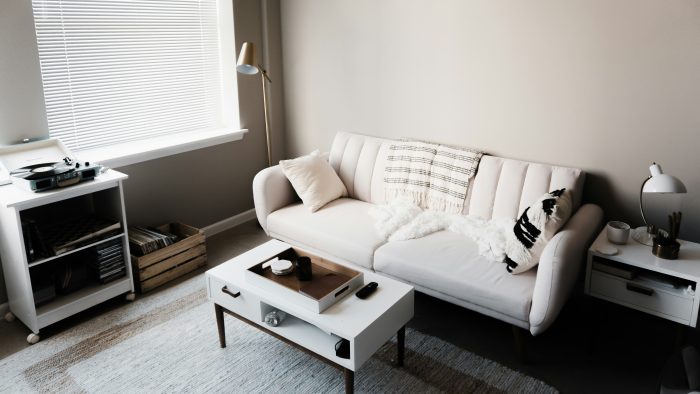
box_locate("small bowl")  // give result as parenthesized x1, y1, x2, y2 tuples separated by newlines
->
(269, 259, 294, 275)
(606, 221, 631, 245)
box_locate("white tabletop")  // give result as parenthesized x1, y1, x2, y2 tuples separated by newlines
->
(207, 239, 414, 339)
(0, 169, 127, 210)
(590, 230, 700, 282)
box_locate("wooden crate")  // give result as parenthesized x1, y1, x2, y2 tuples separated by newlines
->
(130, 223, 206, 293)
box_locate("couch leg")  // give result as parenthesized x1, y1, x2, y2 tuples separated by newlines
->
(512, 325, 528, 364)
(675, 324, 687, 350)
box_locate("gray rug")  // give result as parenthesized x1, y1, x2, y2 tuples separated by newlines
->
(0, 275, 557, 393)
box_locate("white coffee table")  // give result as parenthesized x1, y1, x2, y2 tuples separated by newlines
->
(206, 240, 414, 393)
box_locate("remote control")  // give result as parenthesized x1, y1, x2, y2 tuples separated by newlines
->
(355, 282, 378, 299)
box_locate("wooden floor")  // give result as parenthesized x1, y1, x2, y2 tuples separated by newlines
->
(1, 219, 698, 393)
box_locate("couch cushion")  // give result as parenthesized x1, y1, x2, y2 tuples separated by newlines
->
(374, 231, 537, 321)
(466, 155, 584, 220)
(327, 132, 586, 219)
(267, 198, 385, 269)
(329, 131, 392, 205)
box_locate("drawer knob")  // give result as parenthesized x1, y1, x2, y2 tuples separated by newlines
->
(222, 286, 241, 298)
(626, 283, 654, 296)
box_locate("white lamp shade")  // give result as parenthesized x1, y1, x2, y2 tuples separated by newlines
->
(236, 42, 259, 75)
(643, 163, 687, 194)
(236, 64, 259, 75)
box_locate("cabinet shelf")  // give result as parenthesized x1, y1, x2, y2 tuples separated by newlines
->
(36, 276, 132, 328)
(27, 232, 125, 268)
(592, 269, 694, 299)
(260, 302, 350, 368)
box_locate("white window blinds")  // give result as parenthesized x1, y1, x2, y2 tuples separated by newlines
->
(32, 0, 226, 151)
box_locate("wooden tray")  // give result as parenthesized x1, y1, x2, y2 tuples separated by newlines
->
(244, 247, 363, 313)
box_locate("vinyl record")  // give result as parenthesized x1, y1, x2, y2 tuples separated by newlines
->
(10, 162, 73, 180)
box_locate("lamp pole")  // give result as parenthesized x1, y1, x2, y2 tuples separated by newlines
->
(236, 42, 273, 167)
(260, 66, 272, 167)
(638, 175, 653, 233)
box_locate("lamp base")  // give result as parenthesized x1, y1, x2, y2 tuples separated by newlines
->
(632, 226, 654, 246)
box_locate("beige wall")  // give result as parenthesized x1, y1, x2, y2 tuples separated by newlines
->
(0, 0, 48, 145)
(124, 0, 285, 229)
(0, 0, 284, 305)
(280, 0, 700, 240)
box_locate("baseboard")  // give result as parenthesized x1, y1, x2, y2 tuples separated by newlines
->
(202, 209, 257, 237)
(0, 302, 8, 318)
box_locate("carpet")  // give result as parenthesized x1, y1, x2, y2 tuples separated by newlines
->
(0, 275, 557, 393)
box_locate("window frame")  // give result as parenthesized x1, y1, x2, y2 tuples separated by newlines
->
(31, 0, 245, 168)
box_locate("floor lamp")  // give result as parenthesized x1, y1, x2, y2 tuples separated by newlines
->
(236, 42, 273, 167)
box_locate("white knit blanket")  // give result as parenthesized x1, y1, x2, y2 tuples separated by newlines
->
(371, 197, 514, 262)
(384, 140, 482, 214)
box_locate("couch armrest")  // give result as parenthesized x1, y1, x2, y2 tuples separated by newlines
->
(252, 165, 298, 233)
(528, 203, 604, 335)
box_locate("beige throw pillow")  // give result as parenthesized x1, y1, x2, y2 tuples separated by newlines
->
(279, 150, 348, 212)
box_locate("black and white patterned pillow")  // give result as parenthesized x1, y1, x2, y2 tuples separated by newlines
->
(504, 188, 572, 274)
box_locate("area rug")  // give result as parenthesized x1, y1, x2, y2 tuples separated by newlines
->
(0, 275, 557, 393)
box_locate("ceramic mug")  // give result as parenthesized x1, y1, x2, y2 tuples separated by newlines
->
(607, 221, 631, 244)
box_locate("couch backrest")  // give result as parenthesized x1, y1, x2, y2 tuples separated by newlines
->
(328, 131, 584, 219)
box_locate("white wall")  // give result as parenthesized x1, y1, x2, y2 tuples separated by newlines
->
(280, 0, 700, 240)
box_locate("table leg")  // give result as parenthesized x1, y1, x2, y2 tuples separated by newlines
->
(215, 304, 226, 348)
(397, 325, 405, 367)
(344, 369, 354, 394)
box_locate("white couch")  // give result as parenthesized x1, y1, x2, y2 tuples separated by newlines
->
(253, 132, 603, 336)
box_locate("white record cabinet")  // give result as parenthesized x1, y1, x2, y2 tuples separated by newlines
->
(0, 170, 135, 343)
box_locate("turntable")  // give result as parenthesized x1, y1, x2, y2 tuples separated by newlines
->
(0, 138, 103, 192)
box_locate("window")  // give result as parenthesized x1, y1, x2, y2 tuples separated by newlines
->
(31, 0, 239, 154)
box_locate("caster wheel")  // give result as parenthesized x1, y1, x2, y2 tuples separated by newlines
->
(27, 333, 40, 344)
(125, 292, 136, 302)
(4, 312, 15, 322)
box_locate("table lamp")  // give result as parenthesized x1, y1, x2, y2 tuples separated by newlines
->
(236, 42, 273, 167)
(632, 163, 687, 246)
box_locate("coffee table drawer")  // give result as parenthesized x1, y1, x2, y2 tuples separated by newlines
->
(208, 275, 261, 322)
(589, 270, 693, 322)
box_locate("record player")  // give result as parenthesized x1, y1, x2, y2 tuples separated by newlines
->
(0, 138, 103, 192)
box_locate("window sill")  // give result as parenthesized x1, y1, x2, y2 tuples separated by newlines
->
(77, 128, 248, 169)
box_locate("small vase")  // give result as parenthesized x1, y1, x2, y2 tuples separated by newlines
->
(652, 239, 680, 260)
(295, 256, 313, 281)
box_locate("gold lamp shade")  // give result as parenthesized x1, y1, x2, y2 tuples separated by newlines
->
(236, 42, 259, 75)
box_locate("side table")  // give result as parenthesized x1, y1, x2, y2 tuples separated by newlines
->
(585, 229, 700, 333)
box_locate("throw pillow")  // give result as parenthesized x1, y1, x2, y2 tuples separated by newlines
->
(504, 188, 572, 274)
(279, 150, 348, 212)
